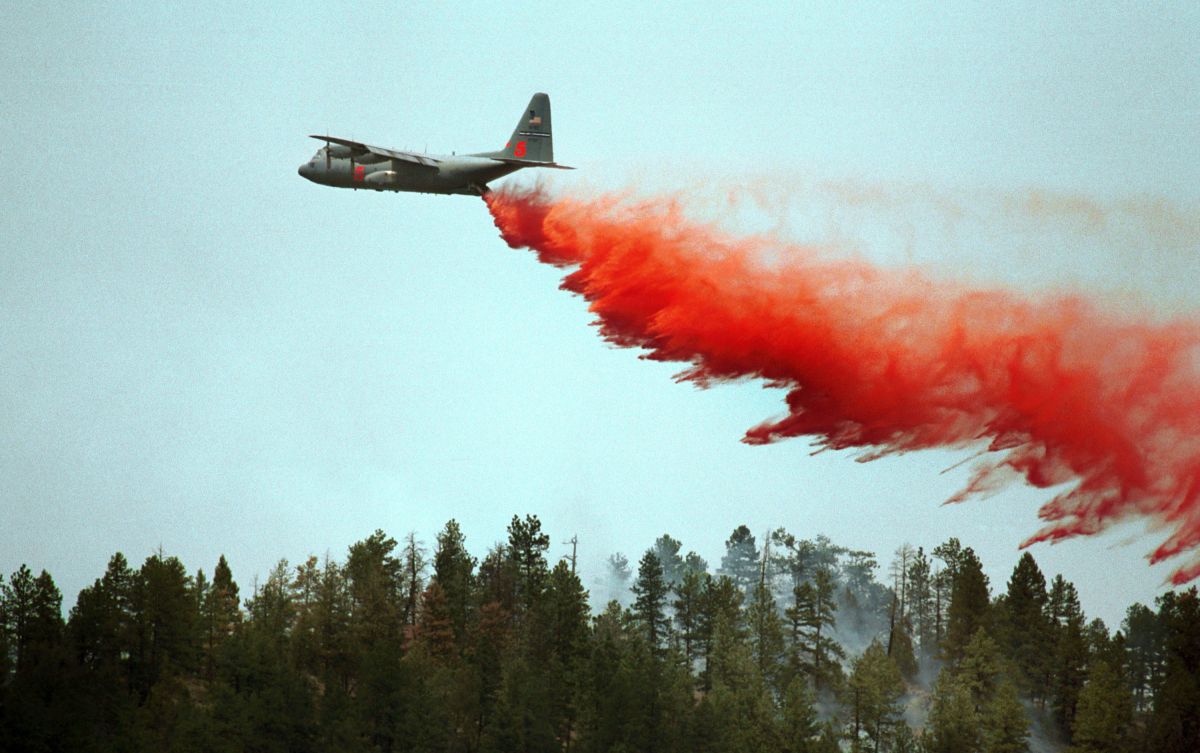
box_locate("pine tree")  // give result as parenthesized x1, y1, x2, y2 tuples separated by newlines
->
(652, 534, 687, 587)
(747, 563, 785, 690)
(631, 550, 669, 651)
(782, 676, 821, 752)
(958, 629, 1003, 711)
(845, 639, 905, 753)
(417, 580, 456, 660)
(984, 678, 1031, 753)
(1146, 588, 1200, 753)
(719, 525, 760, 594)
(507, 514, 551, 617)
(346, 529, 403, 646)
(542, 560, 590, 747)
(907, 547, 936, 665)
(0, 572, 8, 684)
(672, 569, 705, 672)
(604, 552, 632, 602)
(1000, 552, 1049, 700)
(926, 672, 982, 753)
(400, 531, 427, 628)
(943, 547, 989, 664)
(1069, 659, 1131, 753)
(0, 567, 71, 753)
(699, 575, 744, 691)
(200, 554, 240, 680)
(131, 551, 199, 697)
(1048, 575, 1088, 735)
(433, 518, 476, 646)
(788, 566, 844, 692)
(1120, 602, 1160, 715)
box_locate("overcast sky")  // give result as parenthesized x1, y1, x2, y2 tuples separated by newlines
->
(3, 2, 1198, 628)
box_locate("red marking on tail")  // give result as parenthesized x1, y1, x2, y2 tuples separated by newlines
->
(486, 186, 1200, 584)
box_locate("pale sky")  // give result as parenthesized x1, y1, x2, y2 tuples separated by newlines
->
(3, 2, 1198, 628)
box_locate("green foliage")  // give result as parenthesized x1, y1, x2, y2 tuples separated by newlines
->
(786, 566, 844, 692)
(632, 550, 669, 651)
(1000, 552, 1050, 699)
(1069, 659, 1131, 753)
(926, 672, 983, 753)
(943, 547, 990, 664)
(984, 679, 1030, 753)
(3, 520, 1194, 753)
(845, 639, 905, 752)
(1145, 588, 1200, 753)
(718, 525, 760, 594)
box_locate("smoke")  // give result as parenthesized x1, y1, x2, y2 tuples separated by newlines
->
(485, 186, 1200, 584)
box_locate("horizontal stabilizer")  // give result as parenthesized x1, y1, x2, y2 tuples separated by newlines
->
(495, 158, 575, 170)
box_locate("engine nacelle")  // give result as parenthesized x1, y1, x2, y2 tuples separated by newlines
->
(364, 170, 400, 186)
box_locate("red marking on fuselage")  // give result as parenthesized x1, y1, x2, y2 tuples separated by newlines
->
(353, 165, 366, 182)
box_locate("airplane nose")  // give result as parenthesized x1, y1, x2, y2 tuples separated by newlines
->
(298, 163, 309, 179)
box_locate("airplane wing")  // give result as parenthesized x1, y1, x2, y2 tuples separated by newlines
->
(309, 135, 441, 169)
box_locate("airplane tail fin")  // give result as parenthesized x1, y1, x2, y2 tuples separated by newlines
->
(499, 92, 554, 163)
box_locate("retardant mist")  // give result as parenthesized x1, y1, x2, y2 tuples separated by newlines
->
(485, 185, 1200, 585)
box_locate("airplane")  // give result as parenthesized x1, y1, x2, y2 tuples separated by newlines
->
(297, 92, 572, 197)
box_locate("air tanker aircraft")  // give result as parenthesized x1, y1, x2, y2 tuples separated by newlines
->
(298, 93, 571, 197)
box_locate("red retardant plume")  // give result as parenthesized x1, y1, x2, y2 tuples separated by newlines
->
(486, 186, 1200, 584)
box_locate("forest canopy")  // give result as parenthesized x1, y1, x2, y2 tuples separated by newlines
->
(2, 515, 1198, 752)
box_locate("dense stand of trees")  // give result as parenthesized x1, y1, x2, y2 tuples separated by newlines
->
(2, 517, 1199, 752)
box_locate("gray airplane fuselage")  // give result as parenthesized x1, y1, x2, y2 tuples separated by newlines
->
(298, 92, 570, 197)
(298, 151, 520, 196)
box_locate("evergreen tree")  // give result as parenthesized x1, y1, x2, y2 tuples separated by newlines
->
(672, 569, 705, 672)
(926, 672, 982, 753)
(787, 565, 844, 692)
(1048, 575, 1089, 736)
(69, 552, 135, 680)
(1146, 588, 1200, 753)
(433, 518, 476, 646)
(683, 550, 709, 576)
(943, 547, 989, 664)
(999, 552, 1049, 700)
(400, 531, 427, 628)
(417, 580, 456, 660)
(200, 554, 241, 680)
(889, 623, 919, 683)
(631, 550, 669, 651)
(1120, 602, 1160, 715)
(699, 575, 744, 691)
(845, 639, 905, 753)
(507, 514, 551, 617)
(781, 676, 821, 753)
(346, 529, 403, 646)
(958, 629, 1003, 712)
(0, 573, 8, 684)
(718, 525, 760, 594)
(652, 534, 687, 587)
(906, 547, 936, 665)
(542, 560, 590, 747)
(604, 552, 632, 602)
(0, 566, 72, 752)
(842, 550, 888, 626)
(131, 551, 199, 698)
(1070, 659, 1131, 753)
(746, 563, 785, 689)
(984, 678, 1030, 753)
